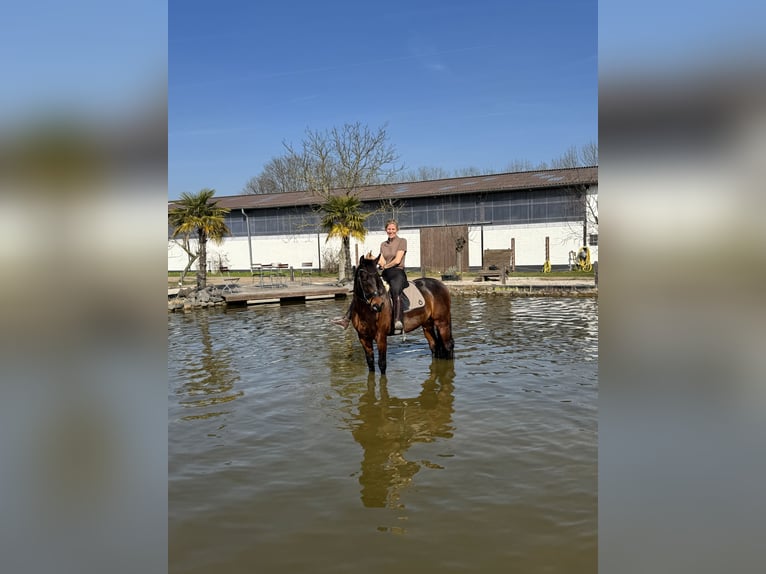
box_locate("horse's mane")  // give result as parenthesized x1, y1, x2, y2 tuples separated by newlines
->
(353, 256, 382, 301)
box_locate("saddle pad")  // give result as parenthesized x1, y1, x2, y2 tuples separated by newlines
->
(402, 282, 425, 312)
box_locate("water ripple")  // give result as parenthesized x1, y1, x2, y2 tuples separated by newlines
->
(170, 296, 598, 573)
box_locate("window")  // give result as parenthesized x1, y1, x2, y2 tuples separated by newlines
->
(589, 234, 598, 246)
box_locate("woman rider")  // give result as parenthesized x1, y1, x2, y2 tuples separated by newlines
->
(330, 219, 408, 334)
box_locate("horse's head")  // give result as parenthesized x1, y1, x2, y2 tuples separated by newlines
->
(354, 255, 386, 313)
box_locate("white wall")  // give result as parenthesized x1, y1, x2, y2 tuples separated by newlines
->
(168, 215, 597, 271)
(168, 229, 428, 273)
(169, 234, 328, 272)
(470, 222, 592, 267)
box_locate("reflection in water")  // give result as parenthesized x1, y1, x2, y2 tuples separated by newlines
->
(350, 360, 455, 508)
(170, 298, 597, 572)
(175, 313, 242, 420)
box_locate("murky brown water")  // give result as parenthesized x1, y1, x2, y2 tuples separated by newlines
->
(169, 295, 598, 573)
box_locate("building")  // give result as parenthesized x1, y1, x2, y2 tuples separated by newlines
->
(168, 166, 598, 273)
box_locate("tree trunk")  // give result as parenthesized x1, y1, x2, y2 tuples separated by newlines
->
(179, 254, 199, 285)
(197, 230, 208, 290)
(174, 235, 199, 286)
(341, 236, 352, 283)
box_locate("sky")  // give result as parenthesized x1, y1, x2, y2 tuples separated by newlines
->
(168, 0, 597, 200)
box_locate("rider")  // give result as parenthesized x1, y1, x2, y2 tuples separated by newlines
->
(330, 219, 408, 334)
(378, 219, 408, 335)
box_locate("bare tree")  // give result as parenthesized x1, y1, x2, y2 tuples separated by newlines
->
(551, 145, 582, 168)
(545, 142, 600, 246)
(244, 155, 307, 194)
(504, 159, 535, 172)
(378, 197, 406, 222)
(284, 122, 403, 282)
(391, 165, 450, 182)
(580, 140, 598, 166)
(452, 166, 485, 178)
(561, 183, 597, 246)
(551, 141, 599, 168)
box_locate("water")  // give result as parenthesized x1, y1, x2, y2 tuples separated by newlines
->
(169, 295, 598, 573)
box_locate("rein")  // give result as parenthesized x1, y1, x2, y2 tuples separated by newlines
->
(355, 269, 386, 307)
(363, 288, 381, 304)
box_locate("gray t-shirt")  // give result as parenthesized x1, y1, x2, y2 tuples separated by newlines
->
(380, 236, 407, 269)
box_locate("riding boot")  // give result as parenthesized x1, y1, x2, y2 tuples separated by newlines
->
(330, 304, 351, 329)
(393, 295, 404, 335)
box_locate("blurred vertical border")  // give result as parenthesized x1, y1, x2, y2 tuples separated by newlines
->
(0, 2, 167, 573)
(600, 1, 766, 572)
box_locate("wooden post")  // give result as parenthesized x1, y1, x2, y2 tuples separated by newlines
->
(544, 236, 551, 273)
(317, 233, 322, 273)
(510, 237, 516, 272)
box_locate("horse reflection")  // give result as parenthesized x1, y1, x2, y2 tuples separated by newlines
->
(350, 360, 455, 508)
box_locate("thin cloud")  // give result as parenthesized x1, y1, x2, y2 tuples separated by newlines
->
(170, 45, 492, 91)
(408, 34, 450, 74)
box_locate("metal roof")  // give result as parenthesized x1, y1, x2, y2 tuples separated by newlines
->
(169, 166, 598, 211)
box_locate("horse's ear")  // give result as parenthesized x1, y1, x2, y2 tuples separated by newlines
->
(359, 255, 366, 265)
(374, 254, 381, 264)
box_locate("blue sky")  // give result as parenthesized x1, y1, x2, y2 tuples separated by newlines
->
(169, 0, 597, 199)
(0, 0, 166, 121)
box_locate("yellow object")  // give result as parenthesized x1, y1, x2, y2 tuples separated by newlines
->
(577, 246, 592, 272)
(542, 260, 551, 273)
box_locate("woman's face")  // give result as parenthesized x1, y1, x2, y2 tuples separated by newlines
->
(385, 224, 398, 238)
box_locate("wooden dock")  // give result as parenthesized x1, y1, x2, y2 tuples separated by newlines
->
(221, 283, 349, 306)
(170, 275, 595, 311)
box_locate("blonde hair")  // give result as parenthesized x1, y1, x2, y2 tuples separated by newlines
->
(384, 219, 399, 231)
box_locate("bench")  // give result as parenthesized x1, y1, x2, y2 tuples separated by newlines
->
(478, 249, 511, 283)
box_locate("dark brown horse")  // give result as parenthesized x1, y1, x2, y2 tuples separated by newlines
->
(350, 255, 454, 374)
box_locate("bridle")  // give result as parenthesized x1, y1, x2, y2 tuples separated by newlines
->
(355, 267, 385, 308)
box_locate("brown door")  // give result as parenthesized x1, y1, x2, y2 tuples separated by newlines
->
(420, 225, 469, 274)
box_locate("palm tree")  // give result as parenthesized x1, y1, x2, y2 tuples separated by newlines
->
(320, 195, 369, 283)
(169, 188, 231, 290)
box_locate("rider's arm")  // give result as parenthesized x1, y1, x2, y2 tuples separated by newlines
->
(383, 250, 405, 269)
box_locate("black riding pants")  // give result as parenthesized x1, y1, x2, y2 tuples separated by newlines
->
(381, 267, 407, 299)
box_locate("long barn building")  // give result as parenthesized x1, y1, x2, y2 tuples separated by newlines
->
(168, 166, 598, 274)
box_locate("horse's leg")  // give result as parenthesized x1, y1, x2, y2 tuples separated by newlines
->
(375, 331, 388, 374)
(420, 320, 439, 356)
(433, 316, 454, 359)
(358, 335, 375, 372)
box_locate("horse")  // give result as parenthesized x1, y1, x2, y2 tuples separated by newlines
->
(349, 255, 454, 374)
